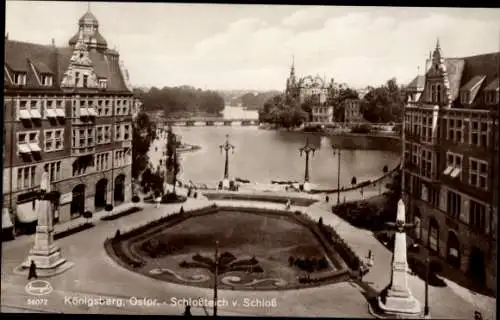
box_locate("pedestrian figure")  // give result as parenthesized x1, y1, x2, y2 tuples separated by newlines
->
(28, 260, 38, 280)
(367, 250, 374, 267)
(179, 206, 184, 214)
(183, 305, 192, 316)
(285, 199, 291, 210)
(155, 195, 161, 208)
(325, 195, 329, 203)
(193, 192, 197, 199)
(187, 188, 192, 197)
(474, 311, 483, 320)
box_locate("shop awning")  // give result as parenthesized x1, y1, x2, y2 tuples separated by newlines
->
(450, 167, 462, 178)
(18, 144, 31, 154)
(87, 108, 97, 116)
(46, 109, 57, 118)
(80, 108, 89, 117)
(2, 208, 14, 229)
(55, 109, 65, 117)
(19, 109, 31, 120)
(16, 201, 38, 224)
(29, 110, 42, 119)
(443, 166, 454, 176)
(28, 143, 41, 152)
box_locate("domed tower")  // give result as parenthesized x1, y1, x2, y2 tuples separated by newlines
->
(68, 9, 108, 51)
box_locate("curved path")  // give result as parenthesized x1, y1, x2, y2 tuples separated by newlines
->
(1, 188, 495, 319)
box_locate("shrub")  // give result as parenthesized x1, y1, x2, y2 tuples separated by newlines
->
(105, 204, 113, 212)
(83, 210, 93, 224)
(132, 195, 140, 203)
(295, 210, 302, 215)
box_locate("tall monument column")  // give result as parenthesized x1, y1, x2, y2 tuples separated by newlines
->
(15, 172, 74, 277)
(377, 199, 421, 317)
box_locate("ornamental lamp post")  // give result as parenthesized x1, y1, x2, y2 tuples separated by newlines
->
(219, 134, 235, 189)
(213, 240, 220, 317)
(424, 256, 430, 318)
(332, 148, 341, 205)
(299, 138, 316, 191)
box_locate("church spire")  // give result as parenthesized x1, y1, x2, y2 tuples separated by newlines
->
(432, 37, 444, 66)
(290, 55, 295, 77)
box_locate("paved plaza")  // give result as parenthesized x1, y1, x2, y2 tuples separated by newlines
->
(1, 187, 495, 318)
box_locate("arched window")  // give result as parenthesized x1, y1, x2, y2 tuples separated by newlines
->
(437, 84, 442, 103)
(430, 84, 435, 102)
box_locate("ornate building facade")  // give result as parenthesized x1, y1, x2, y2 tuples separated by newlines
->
(3, 10, 136, 235)
(284, 59, 335, 123)
(403, 40, 498, 292)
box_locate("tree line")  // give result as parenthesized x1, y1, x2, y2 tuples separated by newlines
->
(259, 78, 406, 128)
(135, 86, 225, 118)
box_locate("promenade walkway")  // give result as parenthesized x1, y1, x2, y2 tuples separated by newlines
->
(1, 186, 495, 318)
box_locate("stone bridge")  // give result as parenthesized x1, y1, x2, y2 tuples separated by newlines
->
(163, 118, 260, 127)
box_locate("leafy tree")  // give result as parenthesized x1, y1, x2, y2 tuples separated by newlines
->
(132, 111, 157, 179)
(327, 87, 359, 122)
(259, 94, 309, 128)
(360, 78, 405, 123)
(140, 86, 225, 117)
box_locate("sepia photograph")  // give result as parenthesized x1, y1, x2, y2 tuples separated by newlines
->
(1, 1, 499, 318)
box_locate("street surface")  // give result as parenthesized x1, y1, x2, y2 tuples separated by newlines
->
(1, 186, 495, 319)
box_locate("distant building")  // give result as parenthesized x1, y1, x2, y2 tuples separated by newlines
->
(343, 99, 363, 124)
(3, 9, 136, 234)
(403, 40, 498, 292)
(284, 58, 335, 123)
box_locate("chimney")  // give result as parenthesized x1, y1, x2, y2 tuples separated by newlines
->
(51, 38, 55, 47)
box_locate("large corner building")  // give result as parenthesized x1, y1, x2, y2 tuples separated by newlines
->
(404, 40, 498, 292)
(3, 10, 136, 234)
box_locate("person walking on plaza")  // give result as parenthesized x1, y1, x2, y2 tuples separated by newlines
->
(180, 206, 184, 214)
(28, 260, 38, 280)
(183, 305, 192, 316)
(325, 195, 329, 203)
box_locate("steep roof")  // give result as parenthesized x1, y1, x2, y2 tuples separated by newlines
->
(4, 39, 131, 93)
(407, 75, 425, 90)
(418, 52, 499, 108)
(484, 77, 499, 91)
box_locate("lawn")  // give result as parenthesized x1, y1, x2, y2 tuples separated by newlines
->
(116, 209, 348, 290)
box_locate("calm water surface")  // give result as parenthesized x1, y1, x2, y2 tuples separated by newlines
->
(173, 126, 399, 189)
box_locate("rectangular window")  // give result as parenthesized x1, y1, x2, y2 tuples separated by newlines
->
(469, 200, 486, 233)
(115, 124, 121, 141)
(124, 124, 130, 140)
(83, 75, 88, 88)
(444, 151, 463, 180)
(44, 129, 64, 152)
(446, 191, 461, 218)
(17, 165, 36, 190)
(469, 158, 488, 190)
(96, 126, 104, 144)
(44, 161, 62, 182)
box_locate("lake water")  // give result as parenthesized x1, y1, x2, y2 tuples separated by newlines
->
(172, 126, 399, 189)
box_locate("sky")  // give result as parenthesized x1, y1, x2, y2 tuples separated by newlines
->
(5, 1, 500, 91)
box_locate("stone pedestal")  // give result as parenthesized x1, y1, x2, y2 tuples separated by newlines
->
(303, 182, 312, 192)
(15, 199, 74, 277)
(377, 199, 421, 317)
(222, 179, 230, 189)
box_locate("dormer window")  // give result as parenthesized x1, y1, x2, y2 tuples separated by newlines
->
(41, 75, 53, 86)
(14, 72, 27, 85)
(75, 72, 80, 86)
(99, 79, 108, 89)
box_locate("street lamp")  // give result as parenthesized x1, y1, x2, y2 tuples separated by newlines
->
(332, 148, 341, 205)
(219, 134, 235, 184)
(213, 240, 220, 317)
(299, 138, 316, 188)
(423, 255, 430, 318)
